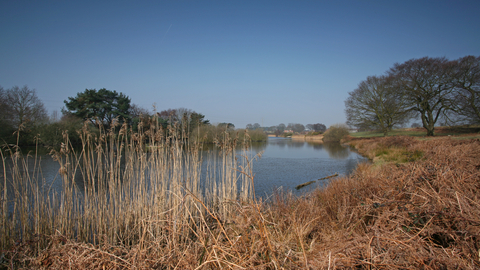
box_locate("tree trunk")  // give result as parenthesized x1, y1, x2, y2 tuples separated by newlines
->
(421, 113, 435, 136)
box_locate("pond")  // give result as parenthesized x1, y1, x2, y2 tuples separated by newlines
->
(1, 138, 368, 201)
(247, 137, 368, 196)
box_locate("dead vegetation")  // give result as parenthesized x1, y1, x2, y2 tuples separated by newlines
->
(308, 136, 480, 268)
(2, 134, 480, 269)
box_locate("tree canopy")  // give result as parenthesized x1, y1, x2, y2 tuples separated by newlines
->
(452, 55, 480, 124)
(157, 108, 210, 132)
(64, 88, 131, 129)
(347, 55, 479, 136)
(4, 85, 48, 129)
(388, 57, 456, 136)
(345, 75, 412, 136)
(306, 123, 327, 133)
(288, 123, 305, 133)
(0, 85, 48, 144)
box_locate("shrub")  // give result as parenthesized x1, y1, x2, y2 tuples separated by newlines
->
(243, 128, 268, 142)
(36, 115, 85, 147)
(191, 125, 267, 144)
(323, 124, 350, 142)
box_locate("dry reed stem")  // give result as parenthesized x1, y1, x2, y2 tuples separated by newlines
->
(3, 133, 480, 269)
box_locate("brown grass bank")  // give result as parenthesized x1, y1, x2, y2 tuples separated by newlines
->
(2, 136, 480, 269)
(291, 134, 324, 141)
(306, 136, 480, 268)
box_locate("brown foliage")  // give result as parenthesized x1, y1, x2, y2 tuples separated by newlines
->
(308, 137, 480, 268)
(4, 137, 480, 269)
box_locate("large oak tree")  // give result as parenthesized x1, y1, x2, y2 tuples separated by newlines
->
(345, 75, 411, 136)
(388, 57, 456, 136)
(453, 55, 480, 124)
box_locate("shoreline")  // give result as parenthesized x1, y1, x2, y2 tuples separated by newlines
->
(268, 134, 325, 141)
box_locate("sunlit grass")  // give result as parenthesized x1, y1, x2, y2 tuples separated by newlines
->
(2, 122, 480, 268)
(351, 129, 426, 137)
(351, 125, 480, 138)
(1, 119, 257, 259)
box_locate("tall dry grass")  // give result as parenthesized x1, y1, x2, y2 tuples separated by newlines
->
(306, 136, 480, 268)
(0, 119, 264, 268)
(191, 124, 267, 144)
(2, 129, 480, 269)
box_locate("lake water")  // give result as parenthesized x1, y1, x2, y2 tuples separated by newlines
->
(1, 138, 368, 201)
(248, 137, 368, 196)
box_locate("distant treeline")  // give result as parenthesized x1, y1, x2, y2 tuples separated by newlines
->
(0, 87, 267, 146)
(246, 123, 327, 136)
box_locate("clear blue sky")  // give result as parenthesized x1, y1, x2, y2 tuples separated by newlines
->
(1, 0, 479, 129)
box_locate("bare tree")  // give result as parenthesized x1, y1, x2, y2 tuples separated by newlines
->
(50, 110, 60, 123)
(157, 108, 192, 124)
(0, 86, 10, 122)
(345, 75, 411, 136)
(452, 55, 480, 124)
(287, 123, 305, 133)
(0, 86, 14, 138)
(273, 123, 286, 136)
(295, 123, 305, 133)
(156, 107, 209, 133)
(129, 104, 151, 119)
(5, 85, 48, 129)
(388, 57, 456, 136)
(312, 123, 327, 133)
(306, 123, 326, 132)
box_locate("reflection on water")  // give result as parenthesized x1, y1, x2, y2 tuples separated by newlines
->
(248, 137, 368, 196)
(322, 142, 350, 159)
(1, 138, 368, 201)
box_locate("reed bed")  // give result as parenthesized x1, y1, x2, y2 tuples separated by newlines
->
(0, 120, 265, 268)
(2, 129, 480, 269)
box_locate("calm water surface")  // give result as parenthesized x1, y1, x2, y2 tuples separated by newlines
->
(249, 137, 368, 196)
(1, 138, 368, 199)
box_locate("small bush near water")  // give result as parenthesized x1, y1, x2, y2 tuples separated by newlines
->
(2, 126, 480, 268)
(323, 124, 350, 142)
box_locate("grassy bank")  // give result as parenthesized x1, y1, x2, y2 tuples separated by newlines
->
(2, 126, 480, 268)
(351, 125, 480, 139)
(316, 136, 480, 268)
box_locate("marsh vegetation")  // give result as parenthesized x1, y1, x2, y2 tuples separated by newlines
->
(2, 123, 479, 268)
(1, 120, 258, 268)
